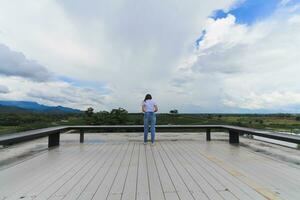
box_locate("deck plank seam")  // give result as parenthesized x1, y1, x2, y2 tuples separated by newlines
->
(118, 143, 135, 199)
(151, 143, 179, 195)
(61, 144, 117, 200)
(33, 144, 105, 199)
(135, 143, 140, 200)
(178, 141, 258, 200)
(0, 143, 86, 195)
(146, 144, 165, 200)
(239, 144, 300, 180)
(167, 141, 224, 200)
(207, 141, 299, 196)
(49, 144, 109, 199)
(158, 142, 196, 200)
(103, 142, 131, 199)
(150, 145, 167, 200)
(86, 143, 125, 200)
(155, 143, 181, 199)
(191, 141, 282, 199)
(210, 142, 300, 199)
(186, 141, 264, 200)
(4, 144, 98, 199)
(120, 142, 139, 200)
(187, 142, 283, 200)
(145, 145, 152, 200)
(163, 142, 220, 200)
(75, 143, 121, 200)
(106, 142, 130, 200)
(92, 143, 130, 199)
(161, 142, 203, 196)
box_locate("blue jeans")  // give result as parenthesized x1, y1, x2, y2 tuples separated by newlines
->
(144, 112, 156, 143)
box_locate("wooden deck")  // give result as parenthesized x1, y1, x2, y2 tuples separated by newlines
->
(0, 134, 300, 200)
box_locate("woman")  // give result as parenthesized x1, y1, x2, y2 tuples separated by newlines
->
(142, 94, 158, 145)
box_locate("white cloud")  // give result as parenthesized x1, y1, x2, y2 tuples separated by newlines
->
(223, 91, 300, 110)
(0, 44, 52, 81)
(0, 85, 9, 94)
(280, 0, 294, 6)
(198, 15, 248, 50)
(172, 4, 300, 112)
(0, 76, 110, 110)
(1, 0, 299, 113)
(0, 0, 236, 111)
(0, 0, 98, 77)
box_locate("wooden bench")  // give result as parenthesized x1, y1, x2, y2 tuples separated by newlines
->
(0, 126, 69, 147)
(0, 125, 299, 148)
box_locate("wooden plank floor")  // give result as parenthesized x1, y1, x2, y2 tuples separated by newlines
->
(0, 138, 300, 200)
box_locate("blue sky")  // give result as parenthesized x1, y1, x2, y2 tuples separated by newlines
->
(212, 0, 300, 24)
(0, 0, 300, 112)
(212, 0, 280, 25)
(196, 0, 288, 48)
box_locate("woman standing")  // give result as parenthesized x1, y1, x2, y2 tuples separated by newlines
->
(142, 94, 158, 145)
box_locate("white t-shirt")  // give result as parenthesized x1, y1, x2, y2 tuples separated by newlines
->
(142, 99, 157, 112)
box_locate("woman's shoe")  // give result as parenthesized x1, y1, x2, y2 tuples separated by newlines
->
(151, 143, 155, 146)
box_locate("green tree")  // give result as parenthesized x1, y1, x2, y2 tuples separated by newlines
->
(85, 107, 94, 117)
(169, 109, 178, 114)
(84, 107, 95, 125)
(110, 108, 129, 124)
(94, 111, 110, 124)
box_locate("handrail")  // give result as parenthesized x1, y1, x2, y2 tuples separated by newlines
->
(0, 126, 69, 147)
(0, 125, 299, 147)
(222, 125, 300, 144)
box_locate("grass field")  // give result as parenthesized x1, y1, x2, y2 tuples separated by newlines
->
(1, 113, 300, 135)
(155, 114, 300, 133)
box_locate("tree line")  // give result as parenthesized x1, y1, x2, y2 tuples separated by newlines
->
(84, 107, 129, 125)
(1, 106, 300, 135)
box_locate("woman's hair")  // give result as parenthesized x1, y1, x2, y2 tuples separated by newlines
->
(144, 94, 152, 102)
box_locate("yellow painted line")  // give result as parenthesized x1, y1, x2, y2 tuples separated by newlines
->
(200, 153, 282, 200)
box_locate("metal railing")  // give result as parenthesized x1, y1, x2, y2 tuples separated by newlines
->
(0, 125, 299, 148)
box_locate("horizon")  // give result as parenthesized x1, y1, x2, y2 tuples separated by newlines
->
(2, 99, 300, 115)
(1, 0, 300, 113)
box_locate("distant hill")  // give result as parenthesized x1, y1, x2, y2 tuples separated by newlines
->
(0, 105, 33, 114)
(0, 101, 81, 114)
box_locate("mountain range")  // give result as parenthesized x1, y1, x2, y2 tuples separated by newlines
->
(0, 101, 81, 114)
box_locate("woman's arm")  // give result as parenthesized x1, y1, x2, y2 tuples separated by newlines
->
(154, 105, 158, 112)
(142, 105, 146, 112)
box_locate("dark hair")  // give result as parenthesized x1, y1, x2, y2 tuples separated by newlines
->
(144, 94, 152, 102)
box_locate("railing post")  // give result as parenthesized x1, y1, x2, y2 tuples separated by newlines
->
(206, 128, 211, 141)
(80, 129, 84, 143)
(48, 132, 60, 147)
(229, 130, 239, 144)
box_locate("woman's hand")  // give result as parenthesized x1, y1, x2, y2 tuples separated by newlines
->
(142, 105, 146, 113)
(154, 105, 158, 112)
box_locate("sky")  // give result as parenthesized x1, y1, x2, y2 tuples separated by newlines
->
(0, 0, 300, 113)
